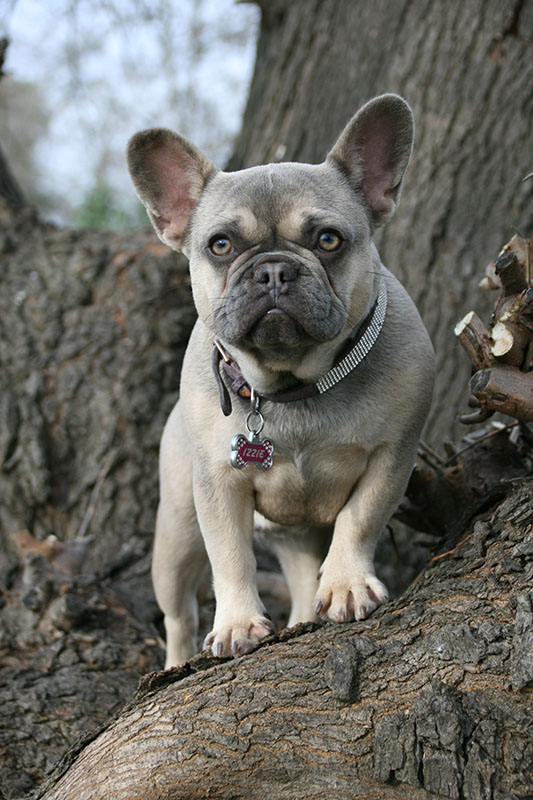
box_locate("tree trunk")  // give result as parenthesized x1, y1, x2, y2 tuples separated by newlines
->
(0, 39, 26, 209)
(0, 141, 26, 208)
(0, 204, 195, 576)
(0, 203, 195, 797)
(229, 0, 533, 445)
(34, 483, 533, 800)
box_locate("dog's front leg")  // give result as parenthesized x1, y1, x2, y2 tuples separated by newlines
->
(315, 441, 415, 622)
(193, 472, 274, 658)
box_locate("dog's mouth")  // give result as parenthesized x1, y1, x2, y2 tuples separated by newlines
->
(222, 292, 345, 351)
(248, 302, 308, 348)
(213, 252, 347, 351)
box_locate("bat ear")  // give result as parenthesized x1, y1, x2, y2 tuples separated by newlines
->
(127, 129, 217, 251)
(327, 94, 414, 226)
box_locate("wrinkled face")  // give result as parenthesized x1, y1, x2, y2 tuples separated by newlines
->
(186, 161, 374, 360)
(128, 96, 414, 369)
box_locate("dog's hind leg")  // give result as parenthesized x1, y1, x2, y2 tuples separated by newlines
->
(152, 403, 208, 668)
(269, 526, 330, 628)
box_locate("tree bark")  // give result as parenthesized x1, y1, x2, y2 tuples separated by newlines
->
(0, 203, 195, 577)
(0, 140, 26, 208)
(0, 203, 195, 797)
(0, 39, 27, 209)
(229, 0, 533, 445)
(34, 483, 533, 800)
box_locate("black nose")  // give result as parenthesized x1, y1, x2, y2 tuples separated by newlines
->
(253, 262, 299, 293)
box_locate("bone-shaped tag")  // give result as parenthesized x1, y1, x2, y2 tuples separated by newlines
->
(230, 433, 274, 470)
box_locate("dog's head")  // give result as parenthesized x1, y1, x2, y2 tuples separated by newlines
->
(127, 95, 413, 378)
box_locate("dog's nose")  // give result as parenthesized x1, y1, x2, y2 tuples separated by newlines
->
(253, 262, 298, 293)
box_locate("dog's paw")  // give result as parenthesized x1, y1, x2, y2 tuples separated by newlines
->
(203, 615, 274, 658)
(314, 565, 388, 622)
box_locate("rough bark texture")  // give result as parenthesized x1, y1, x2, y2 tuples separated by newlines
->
(0, 203, 195, 797)
(0, 204, 195, 575)
(34, 482, 533, 800)
(229, 0, 533, 445)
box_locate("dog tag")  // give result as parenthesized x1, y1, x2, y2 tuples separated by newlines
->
(230, 389, 274, 470)
(230, 433, 274, 470)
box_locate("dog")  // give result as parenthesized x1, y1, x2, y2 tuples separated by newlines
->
(127, 94, 435, 668)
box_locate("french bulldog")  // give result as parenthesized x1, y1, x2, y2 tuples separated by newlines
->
(127, 94, 435, 668)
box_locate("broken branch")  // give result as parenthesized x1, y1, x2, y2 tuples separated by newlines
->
(469, 365, 533, 421)
(454, 311, 494, 370)
(490, 320, 531, 367)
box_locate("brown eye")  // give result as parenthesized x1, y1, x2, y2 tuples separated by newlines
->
(209, 235, 232, 256)
(317, 230, 342, 252)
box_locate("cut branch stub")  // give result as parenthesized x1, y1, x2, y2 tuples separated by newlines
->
(501, 233, 533, 286)
(457, 235, 533, 423)
(490, 320, 531, 367)
(454, 311, 495, 371)
(495, 249, 528, 296)
(478, 260, 502, 291)
(469, 365, 533, 421)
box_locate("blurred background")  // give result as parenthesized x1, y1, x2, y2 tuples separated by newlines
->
(0, 0, 259, 228)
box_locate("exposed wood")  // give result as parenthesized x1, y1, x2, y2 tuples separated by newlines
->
(491, 319, 530, 366)
(456, 405, 495, 425)
(479, 238, 533, 293)
(456, 233, 533, 423)
(478, 260, 501, 291)
(500, 233, 533, 287)
(454, 311, 494, 371)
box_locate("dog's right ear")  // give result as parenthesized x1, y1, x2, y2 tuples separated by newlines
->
(127, 129, 218, 251)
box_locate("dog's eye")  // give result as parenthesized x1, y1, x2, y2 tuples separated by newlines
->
(209, 236, 232, 256)
(317, 230, 343, 252)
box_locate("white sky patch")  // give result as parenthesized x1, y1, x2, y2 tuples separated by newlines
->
(1, 0, 259, 222)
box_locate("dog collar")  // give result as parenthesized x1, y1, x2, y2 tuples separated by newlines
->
(213, 278, 387, 416)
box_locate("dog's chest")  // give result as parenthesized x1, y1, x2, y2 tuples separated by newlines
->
(252, 443, 368, 527)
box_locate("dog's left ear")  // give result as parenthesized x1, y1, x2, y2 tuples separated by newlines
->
(327, 94, 414, 226)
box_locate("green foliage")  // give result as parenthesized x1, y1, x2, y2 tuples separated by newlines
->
(74, 180, 149, 232)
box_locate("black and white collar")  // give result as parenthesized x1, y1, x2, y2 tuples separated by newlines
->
(213, 279, 387, 416)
